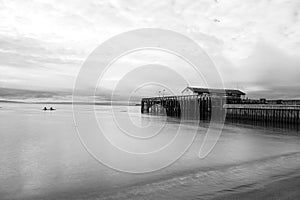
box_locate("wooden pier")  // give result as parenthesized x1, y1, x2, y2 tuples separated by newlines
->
(225, 104, 300, 125)
(141, 95, 225, 121)
(141, 95, 300, 125)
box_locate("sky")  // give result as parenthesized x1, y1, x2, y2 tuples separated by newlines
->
(0, 0, 300, 101)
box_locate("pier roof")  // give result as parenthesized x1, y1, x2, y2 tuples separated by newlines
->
(184, 87, 246, 96)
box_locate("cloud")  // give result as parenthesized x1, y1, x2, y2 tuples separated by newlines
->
(0, 0, 299, 100)
(236, 40, 300, 98)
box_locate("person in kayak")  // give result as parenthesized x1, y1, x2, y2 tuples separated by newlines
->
(43, 107, 47, 111)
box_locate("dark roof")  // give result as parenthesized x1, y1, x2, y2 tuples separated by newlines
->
(186, 87, 245, 95)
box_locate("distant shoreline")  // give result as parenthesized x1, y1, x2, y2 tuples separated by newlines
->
(0, 99, 140, 106)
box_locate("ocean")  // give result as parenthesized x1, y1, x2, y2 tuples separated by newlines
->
(1, 102, 300, 199)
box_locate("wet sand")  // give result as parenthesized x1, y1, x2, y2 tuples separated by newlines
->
(213, 174, 300, 200)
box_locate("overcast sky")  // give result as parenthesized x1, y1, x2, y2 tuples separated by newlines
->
(0, 0, 299, 100)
